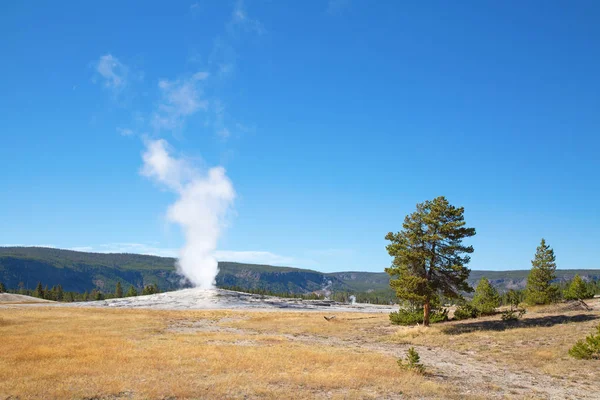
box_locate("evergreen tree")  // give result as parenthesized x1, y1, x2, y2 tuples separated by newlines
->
(385, 196, 476, 326)
(569, 324, 600, 360)
(83, 291, 89, 301)
(95, 291, 105, 301)
(564, 274, 593, 300)
(472, 277, 500, 315)
(115, 282, 123, 298)
(56, 284, 64, 301)
(0, 281, 5, 293)
(66, 292, 75, 302)
(44, 285, 51, 300)
(525, 239, 558, 305)
(35, 282, 44, 298)
(126, 285, 138, 297)
(142, 284, 160, 295)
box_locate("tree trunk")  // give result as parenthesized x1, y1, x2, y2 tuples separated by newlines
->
(423, 300, 431, 327)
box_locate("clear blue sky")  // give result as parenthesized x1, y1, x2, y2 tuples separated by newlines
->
(1, 1, 599, 272)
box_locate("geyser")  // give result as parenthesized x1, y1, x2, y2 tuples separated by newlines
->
(141, 139, 235, 289)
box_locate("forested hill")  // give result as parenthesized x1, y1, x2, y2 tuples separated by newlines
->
(1, 247, 599, 295)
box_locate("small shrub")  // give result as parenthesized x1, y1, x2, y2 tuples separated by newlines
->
(501, 308, 526, 321)
(389, 308, 448, 325)
(397, 347, 425, 373)
(569, 325, 600, 360)
(453, 303, 479, 320)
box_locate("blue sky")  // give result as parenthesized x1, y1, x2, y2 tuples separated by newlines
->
(1, 1, 599, 272)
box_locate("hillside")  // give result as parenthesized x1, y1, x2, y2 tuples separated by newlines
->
(1, 247, 599, 295)
(0, 247, 348, 294)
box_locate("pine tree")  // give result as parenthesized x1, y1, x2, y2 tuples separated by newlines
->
(472, 277, 500, 315)
(115, 282, 123, 298)
(569, 324, 600, 360)
(397, 347, 425, 373)
(35, 282, 44, 298)
(525, 239, 558, 305)
(126, 285, 138, 297)
(95, 291, 105, 301)
(564, 274, 593, 300)
(0, 281, 5, 293)
(56, 284, 64, 301)
(385, 196, 476, 326)
(83, 291, 89, 301)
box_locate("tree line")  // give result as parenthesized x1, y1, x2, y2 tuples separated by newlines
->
(0, 280, 161, 302)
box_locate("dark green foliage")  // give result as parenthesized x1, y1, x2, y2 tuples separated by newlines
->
(397, 347, 425, 374)
(0, 281, 5, 293)
(472, 277, 500, 315)
(55, 284, 64, 301)
(115, 281, 123, 298)
(82, 291, 89, 301)
(385, 196, 476, 326)
(390, 308, 448, 325)
(142, 284, 160, 295)
(453, 302, 479, 320)
(126, 285, 138, 297)
(563, 274, 594, 300)
(525, 239, 559, 305)
(34, 282, 44, 298)
(501, 289, 525, 306)
(569, 325, 600, 360)
(95, 291, 105, 301)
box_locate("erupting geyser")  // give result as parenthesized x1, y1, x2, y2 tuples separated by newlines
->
(141, 139, 235, 289)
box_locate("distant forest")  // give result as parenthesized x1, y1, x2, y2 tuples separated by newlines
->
(1, 247, 599, 306)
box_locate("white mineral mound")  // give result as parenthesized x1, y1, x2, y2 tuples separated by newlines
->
(72, 288, 396, 312)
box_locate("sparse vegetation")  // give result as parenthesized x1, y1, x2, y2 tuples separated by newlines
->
(0, 307, 448, 400)
(569, 324, 600, 360)
(501, 290, 526, 321)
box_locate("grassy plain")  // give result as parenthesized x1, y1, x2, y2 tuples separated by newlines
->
(1, 301, 599, 399)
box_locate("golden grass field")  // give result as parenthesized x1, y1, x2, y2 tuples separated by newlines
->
(1, 301, 599, 399)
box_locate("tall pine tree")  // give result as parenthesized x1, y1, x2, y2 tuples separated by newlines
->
(0, 281, 5, 293)
(525, 238, 558, 305)
(385, 196, 476, 326)
(115, 282, 123, 298)
(34, 282, 44, 298)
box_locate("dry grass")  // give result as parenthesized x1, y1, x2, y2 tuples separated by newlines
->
(4, 303, 599, 399)
(0, 307, 448, 400)
(387, 307, 600, 382)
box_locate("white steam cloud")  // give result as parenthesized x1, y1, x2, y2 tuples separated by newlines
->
(141, 139, 235, 289)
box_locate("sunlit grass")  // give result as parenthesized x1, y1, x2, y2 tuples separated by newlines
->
(0, 307, 447, 399)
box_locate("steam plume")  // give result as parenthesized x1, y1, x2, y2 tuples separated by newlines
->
(141, 139, 235, 288)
